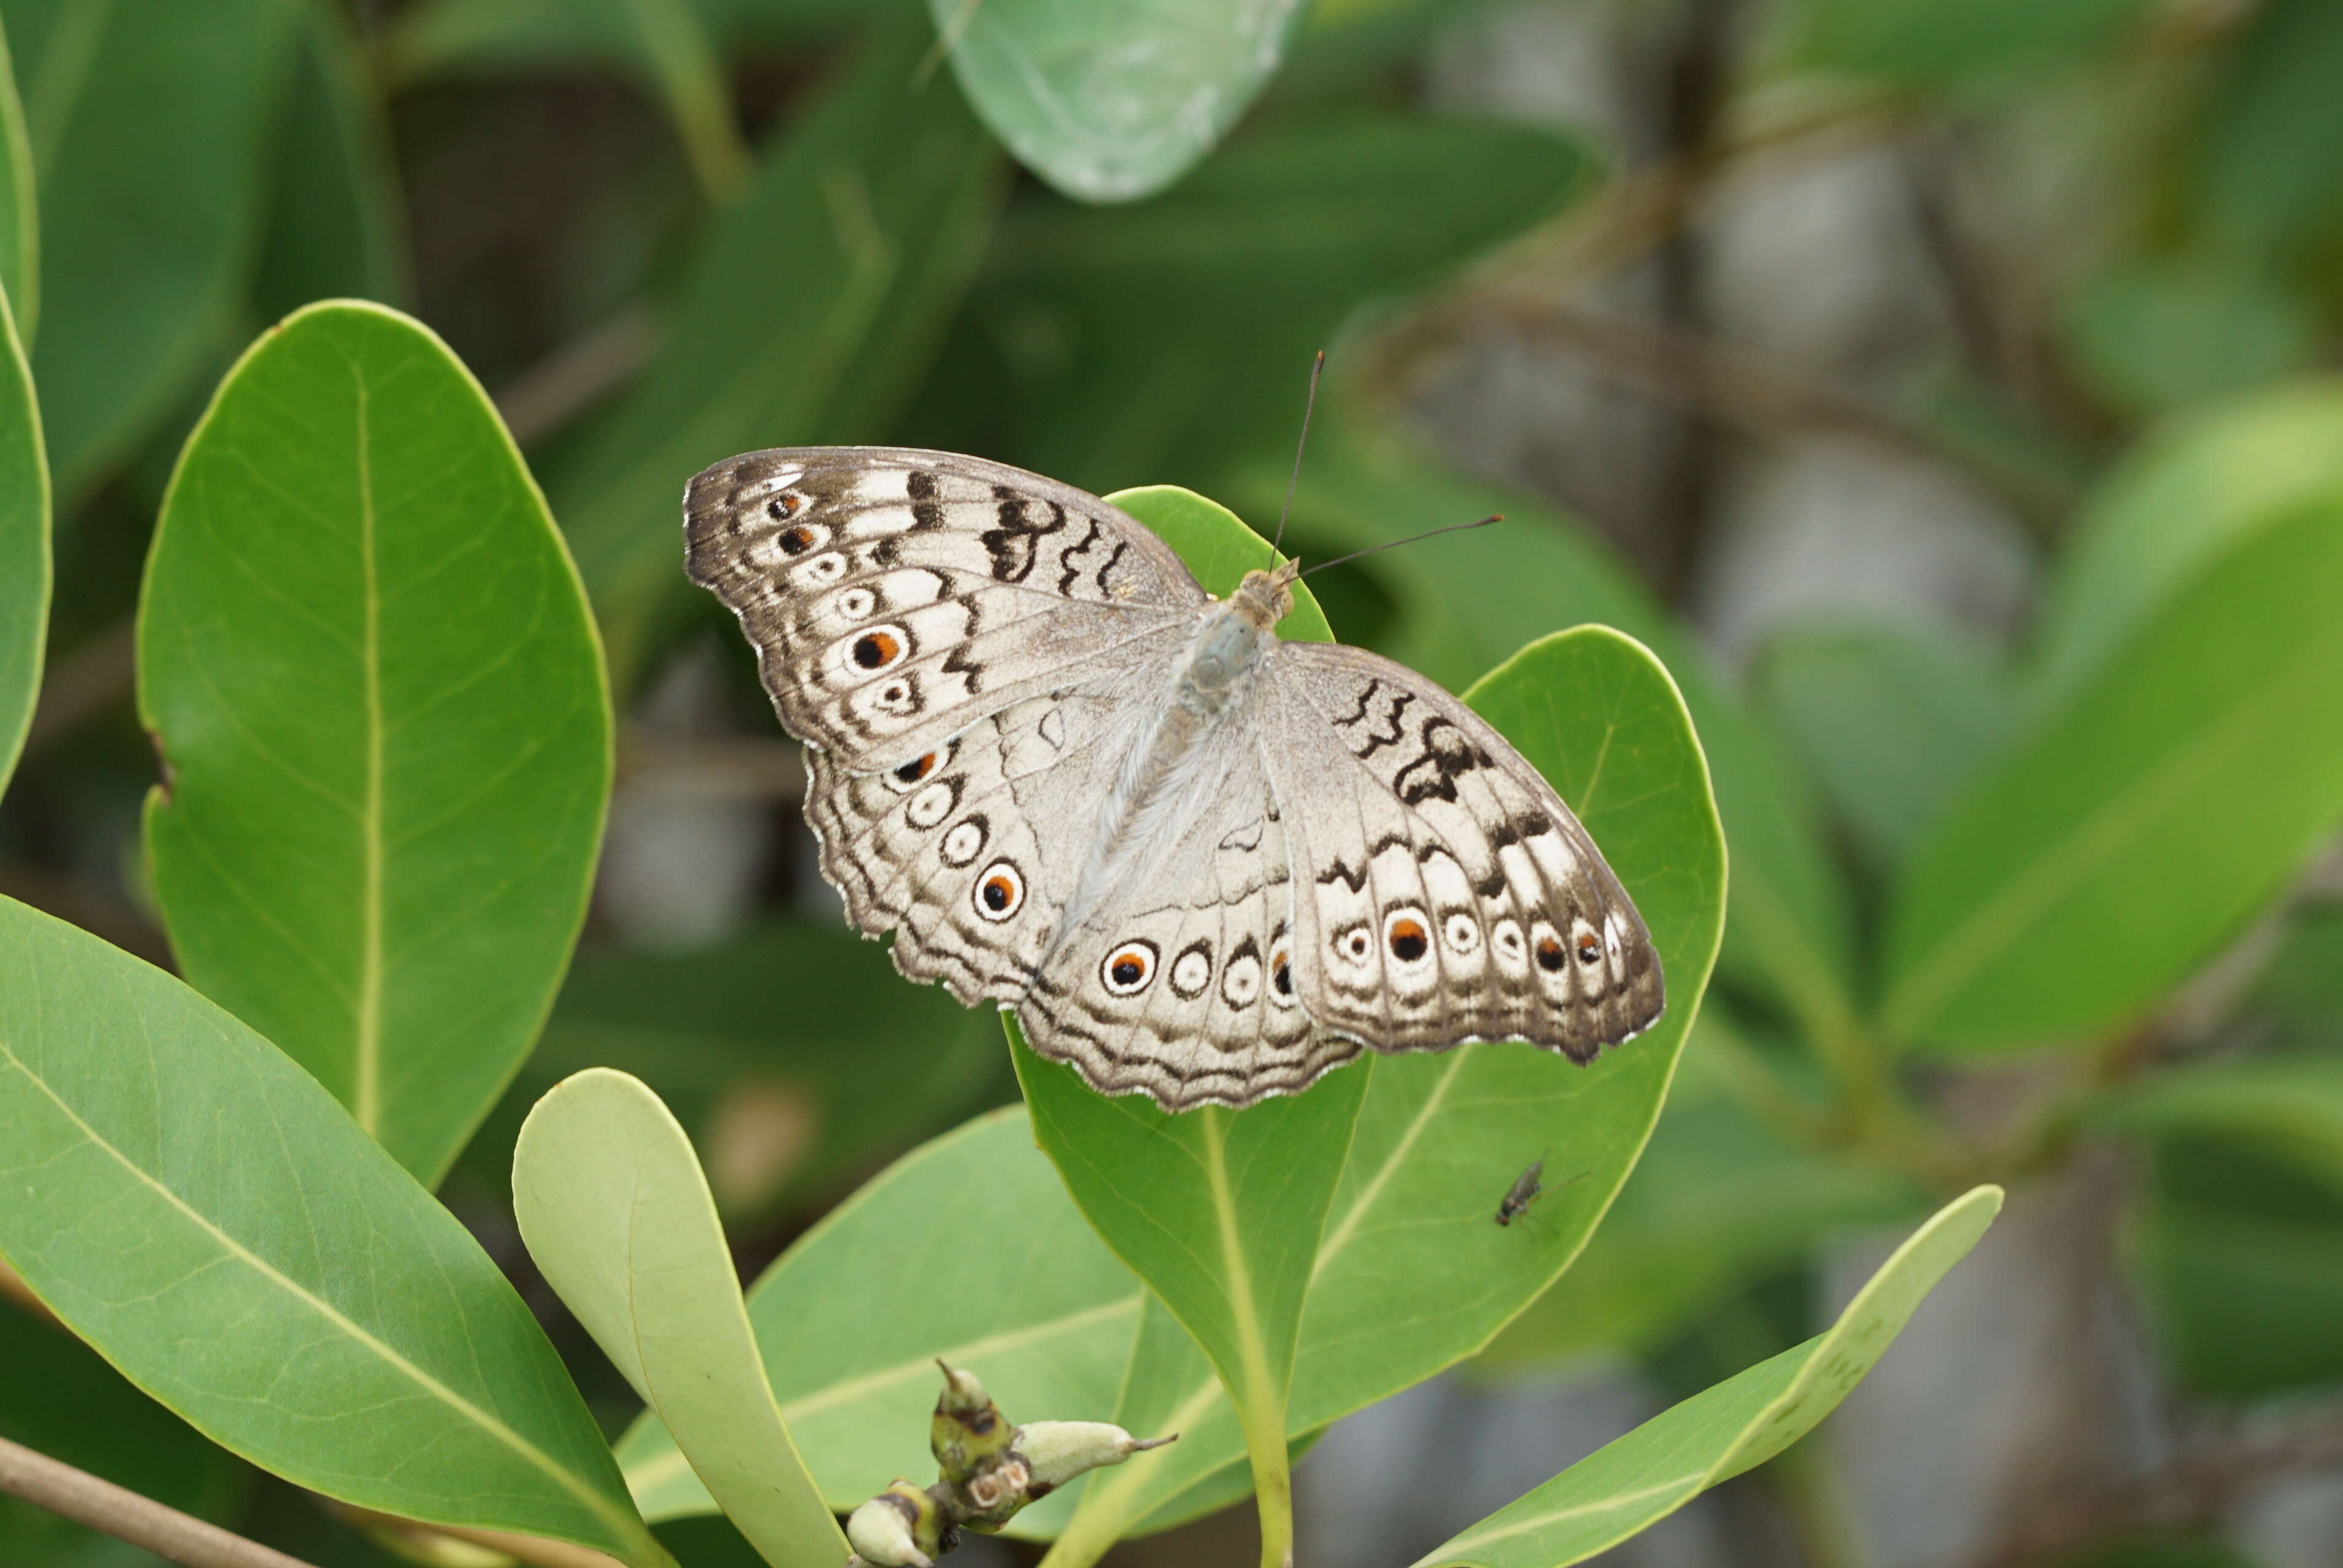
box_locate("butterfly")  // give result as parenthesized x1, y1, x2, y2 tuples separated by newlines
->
(684, 447, 1663, 1111)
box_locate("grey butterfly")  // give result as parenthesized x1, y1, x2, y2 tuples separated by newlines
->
(684, 446, 1663, 1111)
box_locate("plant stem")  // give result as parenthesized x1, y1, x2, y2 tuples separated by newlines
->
(0, 1434, 318, 1568)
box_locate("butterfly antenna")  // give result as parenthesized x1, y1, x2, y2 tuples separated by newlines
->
(1298, 514, 1502, 578)
(1273, 350, 1325, 558)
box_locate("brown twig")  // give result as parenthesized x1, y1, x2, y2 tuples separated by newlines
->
(0, 1435, 318, 1568)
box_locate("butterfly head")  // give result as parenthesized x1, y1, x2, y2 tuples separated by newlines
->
(1231, 559, 1301, 631)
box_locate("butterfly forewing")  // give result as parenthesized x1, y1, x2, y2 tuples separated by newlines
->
(684, 445, 1663, 1111)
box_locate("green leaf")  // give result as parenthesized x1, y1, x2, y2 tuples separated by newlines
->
(960, 119, 1595, 495)
(927, 0, 1307, 202)
(1885, 498, 2343, 1050)
(2062, 257, 2314, 420)
(0, 12, 36, 340)
(1754, 619, 2010, 873)
(1410, 1185, 2003, 1567)
(0, 896, 669, 1567)
(2031, 379, 2343, 711)
(0, 277, 44, 799)
(2095, 1054, 2343, 1202)
(614, 1107, 1147, 1543)
(139, 302, 611, 1185)
(2193, 0, 2343, 264)
(12, 0, 298, 499)
(550, 7, 1006, 684)
(514, 1069, 849, 1567)
(251, 0, 409, 323)
(1783, 0, 2152, 87)
(387, 0, 747, 202)
(2133, 1139, 2343, 1401)
(1241, 428, 1860, 1083)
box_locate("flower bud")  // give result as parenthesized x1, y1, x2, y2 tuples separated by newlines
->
(846, 1480, 943, 1567)
(1011, 1421, 1179, 1493)
(930, 1360, 1013, 1481)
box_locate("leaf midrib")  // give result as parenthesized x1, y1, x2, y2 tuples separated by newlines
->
(353, 376, 386, 1136)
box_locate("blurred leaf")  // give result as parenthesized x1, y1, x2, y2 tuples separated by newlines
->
(0, 12, 34, 339)
(251, 0, 408, 323)
(140, 303, 611, 1186)
(2135, 1139, 2343, 1401)
(1411, 1186, 2002, 1567)
(0, 1301, 245, 1568)
(2258, 907, 2343, 1051)
(1478, 1048, 1921, 1370)
(2194, 0, 2343, 264)
(2063, 258, 2314, 420)
(532, 918, 1000, 1221)
(388, 0, 747, 202)
(2032, 380, 2343, 711)
(2049, 1542, 2263, 1568)
(1886, 499, 2343, 1051)
(0, 278, 42, 799)
(1755, 619, 2011, 872)
(515, 1070, 849, 1566)
(927, 0, 1307, 202)
(2096, 1054, 2343, 1202)
(0, 897, 670, 1567)
(614, 1107, 1145, 1543)
(551, 7, 1006, 683)
(1248, 427, 1861, 1085)
(954, 117, 1594, 494)
(9, 0, 298, 500)
(1783, 0, 2152, 88)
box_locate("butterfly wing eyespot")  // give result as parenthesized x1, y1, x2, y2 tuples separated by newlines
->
(1442, 913, 1480, 954)
(1383, 909, 1432, 964)
(973, 861, 1025, 922)
(1576, 931, 1603, 965)
(1100, 941, 1159, 997)
(850, 626, 908, 671)
(1534, 931, 1568, 973)
(767, 493, 806, 523)
(1170, 941, 1213, 998)
(1268, 946, 1297, 1007)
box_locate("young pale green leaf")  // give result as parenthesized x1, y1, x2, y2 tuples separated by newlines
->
(614, 1108, 1147, 1543)
(1755, 619, 2011, 872)
(251, 2, 409, 323)
(551, 6, 1005, 683)
(140, 302, 611, 1186)
(1046, 622, 1725, 1549)
(1885, 498, 2343, 1050)
(514, 1069, 849, 1567)
(0, 278, 45, 798)
(17, 0, 296, 498)
(0, 897, 670, 1567)
(1239, 428, 1860, 1096)
(1411, 1185, 2003, 1567)
(0, 12, 34, 339)
(926, 0, 1307, 202)
(2031, 380, 2343, 710)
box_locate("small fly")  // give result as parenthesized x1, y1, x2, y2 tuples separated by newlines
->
(1494, 1159, 1547, 1228)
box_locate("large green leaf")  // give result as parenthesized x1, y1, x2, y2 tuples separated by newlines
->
(514, 1070, 849, 1567)
(0, 12, 34, 339)
(2192, 0, 2343, 265)
(0, 897, 670, 1567)
(1754, 619, 2010, 873)
(1885, 498, 2343, 1049)
(927, 0, 1308, 202)
(614, 1107, 1146, 1543)
(1783, 0, 2152, 87)
(550, 7, 1006, 682)
(2031, 380, 2343, 710)
(1410, 1185, 2003, 1567)
(140, 302, 611, 1185)
(0, 277, 43, 799)
(9, 0, 297, 499)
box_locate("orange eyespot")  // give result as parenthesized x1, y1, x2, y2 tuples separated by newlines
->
(778, 522, 815, 554)
(766, 493, 804, 521)
(893, 752, 936, 784)
(1576, 932, 1603, 965)
(1386, 916, 1429, 963)
(1270, 948, 1295, 1003)
(1536, 934, 1567, 973)
(1101, 941, 1158, 996)
(973, 861, 1024, 922)
(852, 630, 902, 670)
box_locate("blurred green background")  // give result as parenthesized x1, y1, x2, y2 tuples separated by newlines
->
(4, 1, 2343, 1566)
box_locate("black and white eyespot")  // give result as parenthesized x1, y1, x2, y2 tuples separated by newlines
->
(905, 775, 960, 830)
(848, 624, 911, 673)
(1268, 944, 1297, 1008)
(1443, 912, 1482, 954)
(940, 815, 987, 867)
(1572, 919, 1605, 967)
(765, 492, 808, 524)
(972, 861, 1025, 922)
(884, 742, 952, 792)
(1531, 920, 1569, 974)
(1220, 951, 1263, 1007)
(870, 675, 917, 715)
(1491, 919, 1528, 968)
(763, 515, 823, 563)
(1333, 924, 1375, 967)
(1100, 941, 1160, 997)
(833, 586, 877, 622)
(1383, 907, 1434, 966)
(792, 551, 849, 588)
(1170, 941, 1213, 998)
